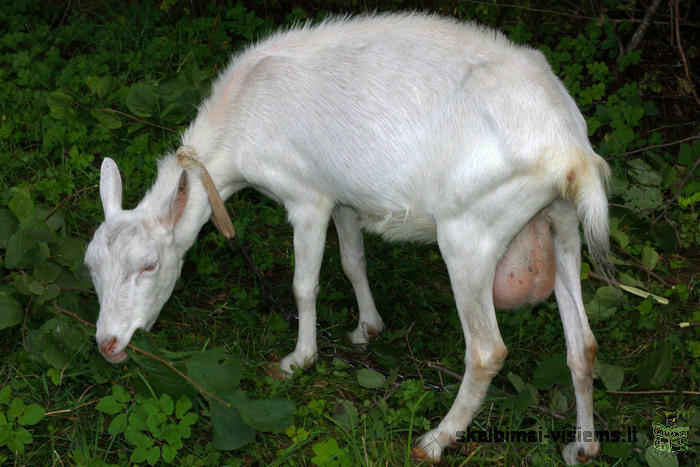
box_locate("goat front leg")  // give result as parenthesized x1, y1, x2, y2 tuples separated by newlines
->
(332, 206, 384, 344)
(278, 200, 332, 376)
(550, 201, 600, 464)
(414, 216, 508, 461)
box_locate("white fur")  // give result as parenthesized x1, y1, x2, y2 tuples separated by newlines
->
(85, 13, 610, 463)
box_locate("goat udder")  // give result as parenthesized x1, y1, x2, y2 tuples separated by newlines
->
(492, 214, 555, 310)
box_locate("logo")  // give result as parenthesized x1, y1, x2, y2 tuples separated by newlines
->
(652, 412, 689, 455)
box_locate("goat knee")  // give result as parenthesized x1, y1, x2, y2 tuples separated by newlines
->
(568, 336, 597, 381)
(340, 251, 366, 283)
(469, 342, 508, 382)
(293, 282, 319, 308)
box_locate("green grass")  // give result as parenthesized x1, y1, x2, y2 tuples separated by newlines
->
(1, 1, 698, 465)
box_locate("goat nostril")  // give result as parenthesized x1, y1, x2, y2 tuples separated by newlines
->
(101, 337, 118, 355)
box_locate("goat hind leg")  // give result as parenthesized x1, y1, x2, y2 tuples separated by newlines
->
(550, 201, 600, 464)
(333, 206, 384, 344)
(415, 217, 508, 461)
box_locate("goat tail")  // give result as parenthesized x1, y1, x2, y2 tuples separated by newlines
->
(560, 150, 615, 281)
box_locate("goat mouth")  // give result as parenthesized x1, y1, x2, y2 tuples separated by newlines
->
(105, 350, 128, 363)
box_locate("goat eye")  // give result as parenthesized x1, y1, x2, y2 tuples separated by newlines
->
(142, 262, 158, 273)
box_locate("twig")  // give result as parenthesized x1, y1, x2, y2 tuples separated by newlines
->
(425, 362, 463, 381)
(593, 409, 610, 432)
(531, 404, 567, 420)
(614, 135, 699, 157)
(667, 156, 700, 207)
(44, 185, 96, 222)
(625, 0, 662, 52)
(51, 302, 232, 408)
(82, 104, 177, 134)
(52, 302, 94, 328)
(227, 237, 288, 319)
(45, 398, 101, 417)
(21, 293, 34, 341)
(405, 322, 424, 382)
(611, 245, 674, 288)
(607, 389, 700, 395)
(129, 344, 232, 407)
(59, 286, 96, 295)
(672, 0, 700, 106)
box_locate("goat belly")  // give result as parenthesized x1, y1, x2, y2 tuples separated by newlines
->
(492, 211, 555, 310)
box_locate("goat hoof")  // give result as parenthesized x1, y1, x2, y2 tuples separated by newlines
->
(561, 442, 598, 465)
(264, 362, 287, 380)
(577, 447, 588, 463)
(410, 446, 431, 462)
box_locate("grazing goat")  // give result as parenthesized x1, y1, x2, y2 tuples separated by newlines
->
(85, 13, 611, 464)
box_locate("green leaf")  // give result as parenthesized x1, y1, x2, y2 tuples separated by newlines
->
(0, 292, 22, 331)
(333, 400, 358, 432)
(533, 354, 571, 389)
(133, 337, 197, 400)
(108, 413, 128, 435)
(596, 286, 624, 304)
(112, 385, 131, 404)
(651, 221, 678, 254)
(0, 386, 11, 404)
(0, 209, 19, 249)
(159, 394, 174, 416)
(507, 372, 527, 393)
(645, 445, 679, 467)
(36, 283, 60, 305)
(602, 440, 633, 458)
(186, 348, 242, 394)
(175, 396, 192, 419)
(17, 404, 45, 426)
(90, 109, 122, 129)
(608, 217, 629, 249)
(311, 438, 352, 466)
(95, 395, 123, 415)
(356, 368, 385, 389)
(638, 342, 672, 388)
(642, 245, 660, 271)
(46, 91, 74, 119)
(8, 398, 24, 420)
(130, 445, 148, 463)
(5, 230, 49, 269)
(179, 411, 198, 427)
(628, 159, 662, 186)
(147, 411, 166, 438)
(594, 361, 624, 391)
(161, 443, 178, 463)
(161, 424, 182, 445)
(623, 185, 663, 210)
(551, 390, 568, 413)
(513, 385, 536, 417)
(161, 102, 188, 125)
(126, 83, 156, 117)
(33, 261, 61, 283)
(146, 446, 160, 465)
(125, 428, 154, 448)
(13, 427, 33, 451)
(237, 399, 295, 432)
(52, 237, 85, 268)
(8, 190, 35, 222)
(86, 75, 119, 99)
(210, 400, 255, 450)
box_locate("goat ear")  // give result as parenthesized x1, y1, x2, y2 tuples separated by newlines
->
(163, 170, 189, 229)
(100, 158, 122, 220)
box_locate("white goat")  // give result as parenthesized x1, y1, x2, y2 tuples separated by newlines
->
(85, 13, 611, 464)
